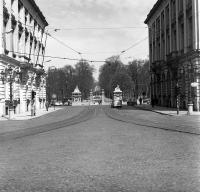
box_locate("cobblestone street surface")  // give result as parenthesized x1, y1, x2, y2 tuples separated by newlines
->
(0, 106, 200, 191)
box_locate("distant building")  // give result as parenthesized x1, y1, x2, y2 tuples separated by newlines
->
(0, 0, 48, 116)
(145, 0, 200, 111)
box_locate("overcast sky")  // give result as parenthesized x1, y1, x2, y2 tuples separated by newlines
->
(35, 0, 157, 80)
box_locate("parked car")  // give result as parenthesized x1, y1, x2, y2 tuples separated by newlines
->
(143, 98, 150, 104)
(64, 99, 72, 106)
(127, 99, 137, 106)
(54, 101, 63, 106)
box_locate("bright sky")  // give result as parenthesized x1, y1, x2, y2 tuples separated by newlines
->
(35, 0, 157, 80)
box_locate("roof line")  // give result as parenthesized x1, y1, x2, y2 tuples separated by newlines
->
(29, 0, 48, 27)
(144, 0, 163, 24)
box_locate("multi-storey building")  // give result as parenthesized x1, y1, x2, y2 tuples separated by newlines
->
(145, 0, 200, 111)
(0, 0, 48, 117)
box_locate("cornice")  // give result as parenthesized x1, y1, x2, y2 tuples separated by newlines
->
(0, 54, 20, 66)
(144, 0, 165, 24)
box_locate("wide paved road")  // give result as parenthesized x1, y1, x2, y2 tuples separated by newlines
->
(0, 106, 200, 192)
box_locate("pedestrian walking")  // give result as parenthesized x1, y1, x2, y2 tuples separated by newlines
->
(139, 97, 142, 105)
(33, 101, 36, 116)
(45, 101, 49, 111)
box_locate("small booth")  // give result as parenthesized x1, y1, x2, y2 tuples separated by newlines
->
(112, 85, 122, 108)
(72, 86, 82, 106)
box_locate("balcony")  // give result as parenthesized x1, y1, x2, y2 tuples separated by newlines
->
(166, 52, 179, 71)
(171, 17, 176, 26)
(166, 51, 179, 62)
(20, 62, 33, 70)
(179, 49, 184, 56)
(178, 10, 183, 19)
(151, 60, 165, 73)
(156, 31, 160, 38)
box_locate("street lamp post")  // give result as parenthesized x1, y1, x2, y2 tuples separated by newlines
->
(0, 66, 20, 119)
(187, 63, 193, 115)
(176, 68, 183, 115)
(175, 83, 180, 115)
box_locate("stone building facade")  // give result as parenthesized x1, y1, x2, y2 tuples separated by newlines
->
(0, 0, 48, 116)
(145, 0, 200, 111)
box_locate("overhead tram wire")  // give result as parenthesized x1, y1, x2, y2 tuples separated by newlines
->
(8, 50, 82, 62)
(119, 36, 148, 56)
(46, 26, 148, 31)
(46, 33, 82, 56)
(8, 35, 148, 64)
(113, 36, 148, 62)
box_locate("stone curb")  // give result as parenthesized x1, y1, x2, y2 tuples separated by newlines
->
(132, 105, 189, 116)
(1, 107, 62, 121)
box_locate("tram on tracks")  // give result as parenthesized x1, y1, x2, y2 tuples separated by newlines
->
(111, 85, 122, 108)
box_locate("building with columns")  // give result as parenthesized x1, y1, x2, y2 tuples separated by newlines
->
(145, 0, 200, 111)
(0, 0, 48, 116)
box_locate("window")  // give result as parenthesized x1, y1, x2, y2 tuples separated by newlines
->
(187, 17, 193, 50)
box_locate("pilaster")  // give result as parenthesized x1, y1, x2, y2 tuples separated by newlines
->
(183, 0, 188, 53)
(151, 24, 154, 63)
(169, 1, 172, 52)
(0, 0, 4, 54)
(164, 8, 167, 61)
(176, 0, 179, 51)
(193, 0, 199, 49)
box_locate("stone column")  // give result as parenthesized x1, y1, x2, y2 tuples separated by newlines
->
(183, 0, 187, 53)
(159, 14, 162, 60)
(164, 8, 167, 60)
(169, 1, 172, 53)
(176, 0, 180, 52)
(5, 0, 12, 57)
(13, 0, 18, 59)
(192, 0, 199, 49)
(155, 22, 157, 61)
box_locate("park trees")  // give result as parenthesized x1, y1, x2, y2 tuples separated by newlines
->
(74, 60, 95, 99)
(46, 60, 95, 102)
(99, 56, 133, 98)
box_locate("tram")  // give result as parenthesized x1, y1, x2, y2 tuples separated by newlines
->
(111, 85, 122, 108)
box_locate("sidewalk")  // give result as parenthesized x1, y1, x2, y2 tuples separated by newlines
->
(134, 104, 200, 116)
(0, 107, 62, 121)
